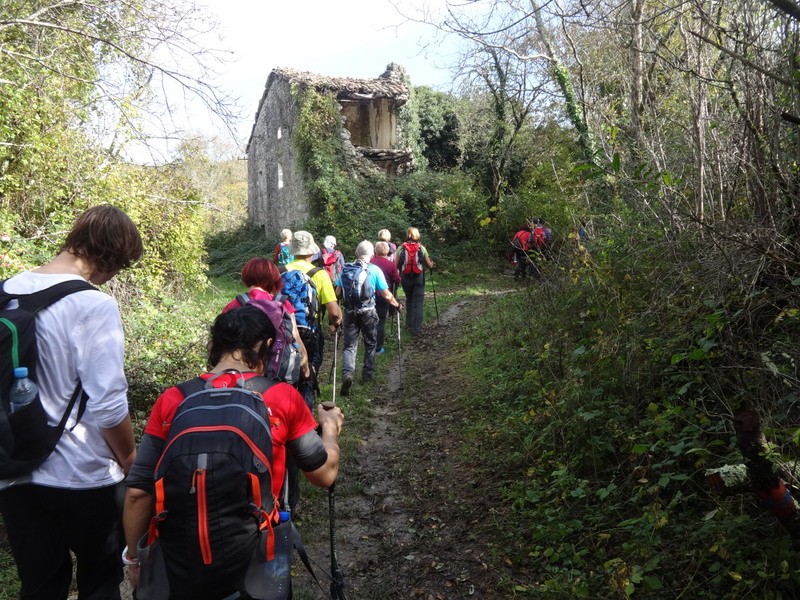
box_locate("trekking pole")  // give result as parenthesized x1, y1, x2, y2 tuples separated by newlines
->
(331, 329, 338, 404)
(396, 309, 402, 389)
(319, 329, 346, 599)
(328, 481, 347, 599)
(429, 268, 440, 326)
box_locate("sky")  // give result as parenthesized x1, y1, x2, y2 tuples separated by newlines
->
(191, 0, 460, 154)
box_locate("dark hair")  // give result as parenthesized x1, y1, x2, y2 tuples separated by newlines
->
(61, 205, 143, 273)
(240, 257, 282, 294)
(208, 305, 277, 371)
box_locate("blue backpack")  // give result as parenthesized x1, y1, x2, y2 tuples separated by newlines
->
(277, 267, 321, 331)
(340, 261, 375, 312)
(277, 243, 293, 266)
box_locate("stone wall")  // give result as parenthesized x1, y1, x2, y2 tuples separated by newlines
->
(247, 65, 412, 240)
(247, 76, 310, 239)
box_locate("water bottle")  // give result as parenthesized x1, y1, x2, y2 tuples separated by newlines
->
(9, 367, 37, 414)
(244, 510, 293, 599)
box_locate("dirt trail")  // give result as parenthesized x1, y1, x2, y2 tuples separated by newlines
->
(294, 293, 509, 599)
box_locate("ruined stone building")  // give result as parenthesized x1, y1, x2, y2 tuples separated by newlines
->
(246, 64, 411, 238)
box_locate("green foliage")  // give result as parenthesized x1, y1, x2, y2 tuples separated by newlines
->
(454, 218, 800, 597)
(293, 86, 351, 212)
(124, 293, 216, 417)
(205, 224, 273, 282)
(397, 78, 427, 171)
(414, 86, 462, 171)
(552, 63, 599, 166)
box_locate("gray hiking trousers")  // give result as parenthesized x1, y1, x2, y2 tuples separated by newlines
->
(342, 309, 379, 381)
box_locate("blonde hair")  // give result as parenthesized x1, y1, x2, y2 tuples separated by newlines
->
(280, 228, 292, 242)
(405, 227, 421, 242)
(377, 229, 391, 242)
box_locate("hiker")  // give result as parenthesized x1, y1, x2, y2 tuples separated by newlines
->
(317, 235, 345, 294)
(122, 305, 344, 599)
(222, 256, 310, 381)
(511, 222, 533, 280)
(0, 205, 143, 600)
(371, 240, 401, 354)
(272, 228, 293, 266)
(339, 241, 401, 396)
(222, 256, 313, 516)
(395, 227, 435, 336)
(530, 217, 554, 261)
(377, 228, 397, 262)
(282, 231, 342, 385)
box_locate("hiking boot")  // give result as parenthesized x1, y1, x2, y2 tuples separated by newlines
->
(361, 373, 373, 385)
(340, 376, 353, 397)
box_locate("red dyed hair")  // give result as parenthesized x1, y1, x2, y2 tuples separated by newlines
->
(240, 257, 282, 294)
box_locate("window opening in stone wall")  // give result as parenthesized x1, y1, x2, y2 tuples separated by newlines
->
(277, 164, 284, 189)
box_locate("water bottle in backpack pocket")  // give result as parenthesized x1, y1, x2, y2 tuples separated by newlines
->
(243, 511, 293, 600)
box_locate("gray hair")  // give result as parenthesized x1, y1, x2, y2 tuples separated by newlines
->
(280, 228, 292, 242)
(374, 241, 390, 256)
(355, 239, 375, 260)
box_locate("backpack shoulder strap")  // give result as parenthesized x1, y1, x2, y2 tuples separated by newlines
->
(236, 292, 251, 306)
(243, 375, 277, 395)
(278, 265, 288, 274)
(5, 280, 96, 314)
(305, 267, 322, 279)
(176, 377, 207, 400)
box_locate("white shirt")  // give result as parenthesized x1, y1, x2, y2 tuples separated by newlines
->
(0, 272, 130, 490)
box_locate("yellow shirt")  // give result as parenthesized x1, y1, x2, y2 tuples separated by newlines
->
(284, 259, 338, 306)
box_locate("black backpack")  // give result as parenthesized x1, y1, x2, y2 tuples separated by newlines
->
(152, 373, 280, 599)
(0, 279, 95, 478)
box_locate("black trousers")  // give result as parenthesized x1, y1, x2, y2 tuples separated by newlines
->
(0, 482, 124, 600)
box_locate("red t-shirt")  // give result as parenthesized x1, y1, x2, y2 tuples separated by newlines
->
(513, 229, 531, 251)
(143, 372, 318, 499)
(222, 288, 295, 314)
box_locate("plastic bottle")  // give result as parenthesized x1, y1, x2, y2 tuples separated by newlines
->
(244, 510, 292, 599)
(9, 367, 37, 414)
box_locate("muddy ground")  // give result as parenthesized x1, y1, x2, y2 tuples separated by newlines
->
(104, 290, 515, 600)
(293, 293, 514, 600)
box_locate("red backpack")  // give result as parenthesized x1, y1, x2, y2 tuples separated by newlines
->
(400, 242, 423, 275)
(319, 248, 342, 284)
(532, 227, 548, 250)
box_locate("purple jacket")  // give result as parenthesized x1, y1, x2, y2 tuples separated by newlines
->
(371, 256, 401, 294)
